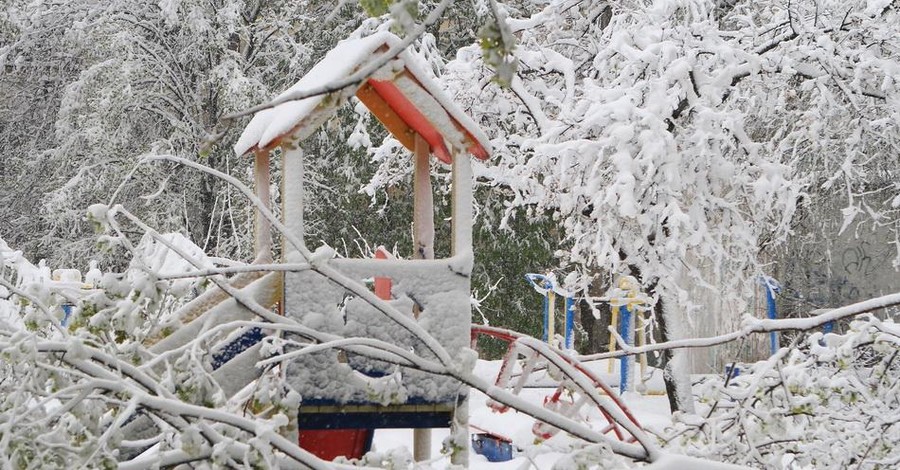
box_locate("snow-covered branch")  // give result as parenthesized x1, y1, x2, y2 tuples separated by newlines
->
(587, 292, 900, 360)
(220, 0, 455, 122)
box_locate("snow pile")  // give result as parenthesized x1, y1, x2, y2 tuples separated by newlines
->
(133, 232, 213, 298)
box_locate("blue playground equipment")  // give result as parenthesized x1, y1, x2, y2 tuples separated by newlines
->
(759, 276, 782, 355)
(604, 276, 648, 395)
(525, 273, 650, 395)
(525, 273, 576, 350)
(617, 303, 634, 394)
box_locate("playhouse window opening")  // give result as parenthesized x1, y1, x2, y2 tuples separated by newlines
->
(295, 153, 454, 262)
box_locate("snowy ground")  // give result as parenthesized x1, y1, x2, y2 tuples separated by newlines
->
(372, 359, 676, 468)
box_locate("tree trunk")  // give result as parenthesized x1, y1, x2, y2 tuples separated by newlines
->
(626, 261, 695, 415)
(579, 281, 611, 354)
(654, 294, 696, 414)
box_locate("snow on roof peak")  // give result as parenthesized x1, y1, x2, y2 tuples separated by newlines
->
(234, 32, 491, 161)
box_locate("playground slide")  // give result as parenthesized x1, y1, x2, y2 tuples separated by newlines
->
(119, 272, 281, 458)
(141, 266, 267, 347)
(148, 266, 377, 462)
(148, 271, 280, 355)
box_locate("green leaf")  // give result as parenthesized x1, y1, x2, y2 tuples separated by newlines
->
(478, 17, 516, 87)
(360, 0, 393, 17)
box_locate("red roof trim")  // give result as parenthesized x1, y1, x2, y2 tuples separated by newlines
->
(368, 78, 490, 163)
(368, 79, 452, 164)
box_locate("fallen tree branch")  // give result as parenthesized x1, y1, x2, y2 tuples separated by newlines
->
(581, 292, 900, 361)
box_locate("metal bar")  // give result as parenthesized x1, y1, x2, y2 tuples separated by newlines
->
(618, 305, 633, 394)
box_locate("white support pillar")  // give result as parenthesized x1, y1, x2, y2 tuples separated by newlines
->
(412, 133, 435, 261)
(282, 144, 305, 262)
(449, 149, 472, 467)
(253, 150, 273, 264)
(450, 150, 474, 257)
(412, 133, 434, 462)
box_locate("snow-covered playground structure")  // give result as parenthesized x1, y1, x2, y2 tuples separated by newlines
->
(233, 31, 491, 463)
(124, 31, 653, 466)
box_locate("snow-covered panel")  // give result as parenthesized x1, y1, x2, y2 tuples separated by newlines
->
(284, 256, 471, 405)
(234, 31, 491, 160)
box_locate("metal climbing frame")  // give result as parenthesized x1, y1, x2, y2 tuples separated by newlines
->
(471, 325, 645, 444)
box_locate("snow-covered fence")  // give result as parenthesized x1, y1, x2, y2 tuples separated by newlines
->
(0, 236, 36, 330)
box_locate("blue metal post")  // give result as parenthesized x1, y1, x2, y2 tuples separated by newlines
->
(542, 289, 550, 343)
(618, 304, 634, 394)
(61, 304, 73, 328)
(526, 274, 554, 344)
(564, 297, 575, 350)
(763, 280, 779, 355)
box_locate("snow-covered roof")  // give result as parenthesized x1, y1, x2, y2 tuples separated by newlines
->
(234, 32, 491, 164)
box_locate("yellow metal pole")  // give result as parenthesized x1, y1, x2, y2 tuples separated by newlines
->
(637, 310, 647, 379)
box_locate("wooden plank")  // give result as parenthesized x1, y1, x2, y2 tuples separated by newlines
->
(355, 82, 417, 151)
(253, 149, 273, 263)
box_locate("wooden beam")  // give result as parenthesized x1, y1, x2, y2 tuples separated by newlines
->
(282, 144, 305, 259)
(412, 132, 435, 463)
(412, 133, 435, 261)
(355, 82, 417, 152)
(253, 149, 273, 263)
(450, 149, 473, 256)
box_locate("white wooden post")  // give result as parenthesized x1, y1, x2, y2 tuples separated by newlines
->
(450, 150, 473, 256)
(253, 150, 273, 263)
(412, 133, 434, 462)
(412, 133, 435, 261)
(282, 144, 305, 260)
(449, 149, 473, 467)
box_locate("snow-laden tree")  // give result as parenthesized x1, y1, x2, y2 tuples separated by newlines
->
(0, 0, 370, 268)
(668, 313, 900, 469)
(367, 0, 900, 411)
(1, 1, 899, 467)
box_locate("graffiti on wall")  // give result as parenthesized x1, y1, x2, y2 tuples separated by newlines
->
(779, 235, 897, 316)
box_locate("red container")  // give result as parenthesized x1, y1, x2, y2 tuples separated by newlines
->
(298, 429, 373, 461)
